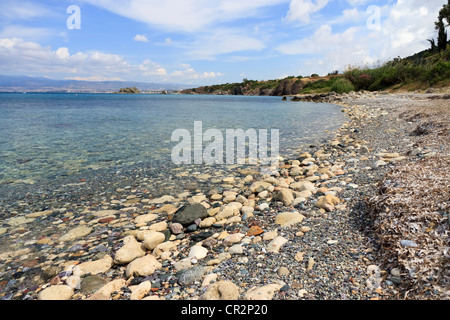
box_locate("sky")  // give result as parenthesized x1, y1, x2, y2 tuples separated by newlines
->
(0, 0, 447, 85)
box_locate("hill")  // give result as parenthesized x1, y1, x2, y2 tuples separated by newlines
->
(0, 75, 191, 93)
(181, 44, 450, 96)
(180, 75, 343, 97)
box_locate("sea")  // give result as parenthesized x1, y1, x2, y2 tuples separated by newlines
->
(0, 93, 346, 202)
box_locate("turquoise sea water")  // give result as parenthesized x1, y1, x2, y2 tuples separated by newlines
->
(0, 93, 345, 190)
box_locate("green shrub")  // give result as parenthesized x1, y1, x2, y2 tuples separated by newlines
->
(330, 78, 355, 94)
(427, 60, 450, 83)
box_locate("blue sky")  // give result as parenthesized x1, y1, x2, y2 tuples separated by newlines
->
(0, 0, 446, 85)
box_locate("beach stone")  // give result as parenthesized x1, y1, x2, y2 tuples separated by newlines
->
(59, 226, 93, 242)
(223, 233, 245, 246)
(0, 227, 7, 235)
(316, 194, 340, 212)
(215, 206, 236, 220)
(250, 181, 271, 193)
(290, 181, 316, 192)
(174, 258, 192, 272)
(307, 257, 315, 272)
(126, 254, 162, 277)
(188, 245, 208, 260)
(153, 240, 179, 258)
(210, 193, 222, 201)
(189, 194, 207, 204)
(225, 216, 241, 225)
(374, 160, 387, 167)
(7, 216, 34, 226)
(247, 226, 264, 236)
(130, 281, 152, 300)
(78, 254, 113, 275)
(263, 230, 278, 241)
(148, 195, 175, 204)
(41, 266, 59, 282)
(244, 284, 282, 300)
(169, 223, 184, 234)
(241, 206, 254, 217)
(80, 275, 108, 294)
(199, 217, 216, 228)
(300, 226, 311, 233)
(136, 229, 157, 241)
(201, 273, 218, 288)
(142, 231, 166, 250)
(202, 237, 218, 248)
(25, 209, 53, 218)
(359, 146, 369, 154)
(274, 188, 294, 206)
(267, 236, 288, 253)
(275, 212, 305, 228)
(229, 244, 243, 255)
(66, 275, 81, 290)
(296, 190, 313, 198)
(295, 251, 305, 262)
(400, 240, 418, 248)
(257, 190, 269, 199)
(88, 279, 126, 300)
(200, 280, 240, 300)
(149, 221, 168, 232)
(113, 235, 146, 264)
(277, 267, 290, 276)
(38, 285, 74, 300)
(172, 203, 208, 226)
(94, 210, 119, 217)
(134, 213, 158, 225)
(177, 265, 205, 285)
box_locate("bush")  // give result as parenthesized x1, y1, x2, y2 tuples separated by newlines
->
(427, 61, 450, 83)
(330, 78, 355, 94)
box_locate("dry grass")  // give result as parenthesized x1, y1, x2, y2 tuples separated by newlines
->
(368, 97, 449, 299)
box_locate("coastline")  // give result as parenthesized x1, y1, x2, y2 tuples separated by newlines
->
(0, 91, 448, 300)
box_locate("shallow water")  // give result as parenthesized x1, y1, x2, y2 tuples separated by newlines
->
(0, 93, 345, 199)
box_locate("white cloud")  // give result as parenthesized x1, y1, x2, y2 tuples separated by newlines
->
(277, 24, 358, 55)
(0, 0, 56, 21)
(0, 37, 223, 83)
(134, 34, 148, 42)
(0, 25, 56, 41)
(82, 0, 289, 32)
(345, 0, 368, 7)
(186, 28, 266, 60)
(170, 64, 224, 80)
(139, 59, 167, 76)
(276, 1, 445, 75)
(284, 0, 330, 24)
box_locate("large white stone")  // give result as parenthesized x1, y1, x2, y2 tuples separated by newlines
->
(188, 245, 208, 260)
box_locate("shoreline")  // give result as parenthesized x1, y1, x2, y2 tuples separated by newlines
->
(0, 91, 448, 300)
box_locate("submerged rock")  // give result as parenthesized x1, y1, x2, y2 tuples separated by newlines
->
(172, 203, 208, 226)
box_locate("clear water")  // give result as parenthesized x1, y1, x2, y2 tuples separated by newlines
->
(0, 93, 345, 191)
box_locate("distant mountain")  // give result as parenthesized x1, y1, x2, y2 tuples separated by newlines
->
(0, 75, 192, 93)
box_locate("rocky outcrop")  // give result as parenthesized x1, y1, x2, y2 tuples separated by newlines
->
(273, 78, 303, 96)
(115, 87, 141, 94)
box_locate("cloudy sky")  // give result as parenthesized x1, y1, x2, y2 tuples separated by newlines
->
(0, 0, 446, 85)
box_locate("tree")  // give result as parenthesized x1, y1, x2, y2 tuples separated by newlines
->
(427, 38, 437, 52)
(436, 19, 448, 52)
(435, 1, 450, 52)
(438, 0, 450, 26)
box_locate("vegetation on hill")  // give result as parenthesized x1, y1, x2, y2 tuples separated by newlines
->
(344, 1, 450, 92)
(182, 3, 450, 96)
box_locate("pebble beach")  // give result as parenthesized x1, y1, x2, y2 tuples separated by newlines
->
(0, 91, 448, 301)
